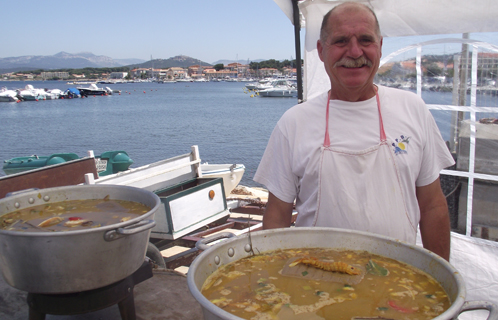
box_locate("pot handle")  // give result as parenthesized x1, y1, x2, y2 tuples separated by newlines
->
(104, 220, 156, 241)
(459, 301, 498, 320)
(196, 232, 236, 251)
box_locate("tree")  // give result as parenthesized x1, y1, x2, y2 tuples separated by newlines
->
(214, 63, 224, 71)
(424, 63, 443, 77)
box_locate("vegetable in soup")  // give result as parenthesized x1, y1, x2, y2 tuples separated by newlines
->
(0, 196, 150, 232)
(201, 248, 450, 320)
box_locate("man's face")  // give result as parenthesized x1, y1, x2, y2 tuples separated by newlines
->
(317, 6, 383, 98)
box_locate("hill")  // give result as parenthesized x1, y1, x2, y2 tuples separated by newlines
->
(211, 59, 264, 65)
(127, 55, 212, 69)
(0, 52, 146, 74)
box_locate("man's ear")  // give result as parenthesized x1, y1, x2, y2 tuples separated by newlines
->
(317, 40, 325, 62)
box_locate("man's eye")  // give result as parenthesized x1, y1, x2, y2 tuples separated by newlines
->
(333, 39, 347, 45)
(360, 38, 374, 44)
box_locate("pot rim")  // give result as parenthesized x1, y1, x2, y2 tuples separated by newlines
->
(0, 184, 161, 237)
(187, 227, 467, 320)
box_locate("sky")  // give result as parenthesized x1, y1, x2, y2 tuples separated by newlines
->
(1, 0, 298, 64)
(2, 0, 498, 65)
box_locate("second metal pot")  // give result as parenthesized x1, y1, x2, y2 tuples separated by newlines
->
(187, 227, 497, 320)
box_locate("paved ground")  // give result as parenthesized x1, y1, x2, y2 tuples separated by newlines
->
(0, 269, 204, 320)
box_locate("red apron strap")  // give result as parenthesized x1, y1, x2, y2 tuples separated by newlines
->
(375, 87, 387, 141)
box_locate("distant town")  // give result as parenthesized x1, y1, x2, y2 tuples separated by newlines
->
(1, 58, 299, 82)
(2, 52, 498, 93)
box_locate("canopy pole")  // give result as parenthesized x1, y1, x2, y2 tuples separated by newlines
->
(292, 0, 303, 103)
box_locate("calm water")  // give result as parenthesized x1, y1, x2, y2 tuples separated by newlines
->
(0, 81, 295, 187)
(2, 81, 498, 187)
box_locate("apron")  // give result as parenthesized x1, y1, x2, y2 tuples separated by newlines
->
(312, 89, 416, 243)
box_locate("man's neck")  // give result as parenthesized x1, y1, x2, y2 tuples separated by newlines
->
(329, 84, 377, 102)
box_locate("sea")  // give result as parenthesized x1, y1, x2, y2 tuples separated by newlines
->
(1, 80, 498, 188)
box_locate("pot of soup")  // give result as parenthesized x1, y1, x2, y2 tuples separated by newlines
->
(0, 184, 160, 294)
(187, 228, 498, 320)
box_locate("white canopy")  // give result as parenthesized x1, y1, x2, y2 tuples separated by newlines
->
(274, 0, 498, 99)
(275, 1, 498, 319)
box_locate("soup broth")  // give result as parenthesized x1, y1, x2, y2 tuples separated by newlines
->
(201, 248, 450, 320)
(0, 197, 150, 232)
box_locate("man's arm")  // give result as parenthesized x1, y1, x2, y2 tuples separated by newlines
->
(263, 192, 294, 229)
(416, 177, 451, 261)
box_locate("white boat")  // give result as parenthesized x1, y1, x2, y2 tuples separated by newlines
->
(83, 146, 241, 240)
(251, 78, 274, 91)
(245, 82, 259, 90)
(0, 87, 19, 102)
(44, 88, 63, 100)
(17, 84, 46, 101)
(257, 79, 297, 97)
(200, 163, 245, 196)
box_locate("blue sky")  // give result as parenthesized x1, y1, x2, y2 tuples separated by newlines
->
(2, 0, 498, 64)
(1, 0, 297, 63)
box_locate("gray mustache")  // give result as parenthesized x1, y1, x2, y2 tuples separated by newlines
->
(334, 56, 372, 68)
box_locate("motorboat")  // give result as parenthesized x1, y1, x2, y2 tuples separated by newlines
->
(0, 87, 19, 102)
(62, 88, 81, 99)
(248, 78, 275, 91)
(44, 88, 63, 100)
(17, 84, 46, 101)
(76, 83, 111, 96)
(257, 79, 297, 97)
(200, 163, 245, 195)
(244, 82, 258, 90)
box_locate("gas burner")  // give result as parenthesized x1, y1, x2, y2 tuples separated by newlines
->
(27, 261, 153, 320)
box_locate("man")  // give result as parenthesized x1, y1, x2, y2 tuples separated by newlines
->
(253, 2, 454, 261)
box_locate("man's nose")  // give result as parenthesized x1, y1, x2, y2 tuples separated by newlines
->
(347, 38, 363, 58)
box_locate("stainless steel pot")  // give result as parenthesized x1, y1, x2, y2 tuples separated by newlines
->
(0, 185, 160, 294)
(187, 228, 498, 320)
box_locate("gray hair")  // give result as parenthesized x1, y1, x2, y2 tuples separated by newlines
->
(320, 2, 381, 43)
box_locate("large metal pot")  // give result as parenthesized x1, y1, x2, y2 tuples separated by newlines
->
(188, 228, 498, 320)
(0, 184, 160, 294)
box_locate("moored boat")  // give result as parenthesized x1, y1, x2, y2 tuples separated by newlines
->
(44, 88, 63, 100)
(2, 151, 133, 176)
(17, 84, 46, 101)
(0, 87, 19, 102)
(77, 83, 111, 96)
(62, 88, 81, 98)
(257, 79, 297, 97)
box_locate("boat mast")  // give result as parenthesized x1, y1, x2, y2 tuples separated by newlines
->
(292, 0, 303, 103)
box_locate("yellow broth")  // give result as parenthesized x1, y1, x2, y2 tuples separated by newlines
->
(0, 197, 151, 232)
(201, 248, 450, 320)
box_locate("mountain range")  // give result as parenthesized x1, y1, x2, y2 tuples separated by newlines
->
(0, 52, 260, 74)
(0, 52, 146, 73)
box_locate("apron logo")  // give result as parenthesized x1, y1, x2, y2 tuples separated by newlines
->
(392, 135, 410, 155)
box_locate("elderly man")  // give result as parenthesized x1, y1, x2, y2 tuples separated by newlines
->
(254, 2, 454, 260)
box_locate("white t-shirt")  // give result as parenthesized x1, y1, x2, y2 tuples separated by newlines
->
(254, 85, 455, 227)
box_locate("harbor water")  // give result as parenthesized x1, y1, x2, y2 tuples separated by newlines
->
(0, 81, 295, 187)
(1, 80, 498, 188)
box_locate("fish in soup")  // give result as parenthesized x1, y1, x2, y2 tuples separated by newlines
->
(0, 197, 150, 232)
(201, 248, 450, 320)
